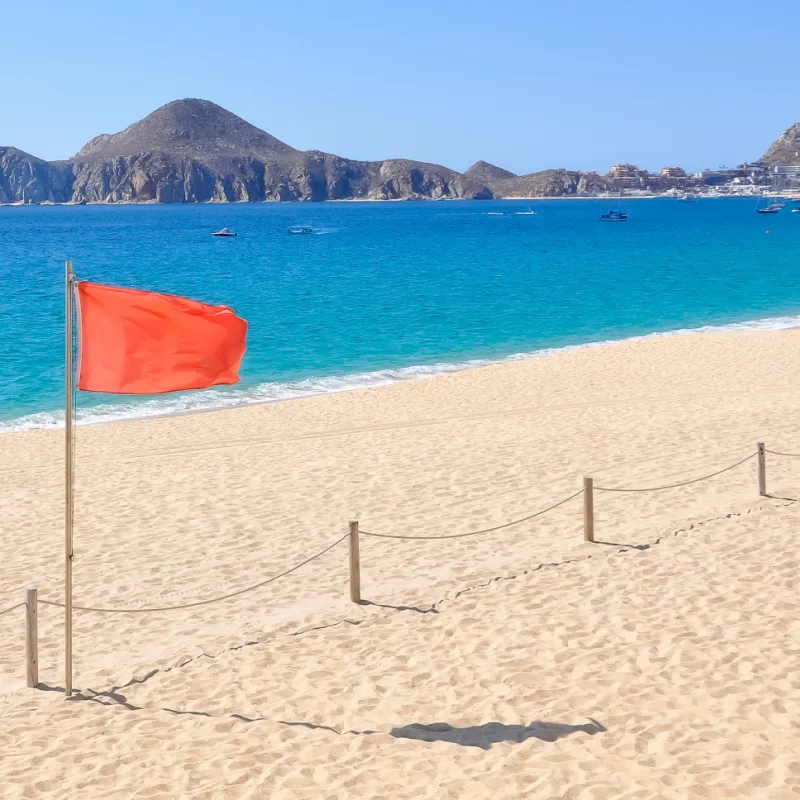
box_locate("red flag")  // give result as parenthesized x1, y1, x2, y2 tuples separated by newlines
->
(76, 282, 247, 394)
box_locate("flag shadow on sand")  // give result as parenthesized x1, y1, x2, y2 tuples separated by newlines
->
(391, 719, 605, 750)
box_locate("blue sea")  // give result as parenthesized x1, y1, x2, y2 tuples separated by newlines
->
(1, 198, 799, 432)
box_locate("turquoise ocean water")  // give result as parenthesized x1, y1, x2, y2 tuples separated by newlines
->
(1, 198, 799, 431)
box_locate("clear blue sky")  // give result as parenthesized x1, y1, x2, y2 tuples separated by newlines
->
(4, 0, 799, 174)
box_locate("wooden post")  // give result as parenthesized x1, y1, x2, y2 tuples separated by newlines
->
(583, 477, 594, 542)
(25, 588, 38, 688)
(65, 261, 75, 697)
(757, 441, 766, 497)
(349, 520, 361, 604)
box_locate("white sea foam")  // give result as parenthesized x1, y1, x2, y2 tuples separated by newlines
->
(2, 313, 800, 433)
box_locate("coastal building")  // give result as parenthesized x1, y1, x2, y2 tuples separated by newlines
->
(607, 163, 649, 188)
(699, 168, 744, 186)
(772, 165, 800, 190)
(650, 166, 690, 191)
(696, 164, 765, 188)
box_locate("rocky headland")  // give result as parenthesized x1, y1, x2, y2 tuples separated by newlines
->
(0, 99, 794, 203)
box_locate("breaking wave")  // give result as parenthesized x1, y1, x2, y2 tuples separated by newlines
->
(2, 312, 800, 432)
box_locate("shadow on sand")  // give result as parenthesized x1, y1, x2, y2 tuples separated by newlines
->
(390, 718, 606, 749)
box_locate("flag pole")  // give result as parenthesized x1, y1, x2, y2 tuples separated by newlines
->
(65, 260, 75, 697)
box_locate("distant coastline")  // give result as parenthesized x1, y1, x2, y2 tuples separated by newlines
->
(2, 98, 799, 205)
(1, 191, 790, 208)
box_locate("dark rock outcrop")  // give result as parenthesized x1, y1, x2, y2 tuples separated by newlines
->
(0, 148, 73, 203)
(361, 159, 491, 200)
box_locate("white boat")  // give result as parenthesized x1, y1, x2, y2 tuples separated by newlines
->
(678, 193, 697, 203)
(287, 225, 314, 235)
(212, 227, 237, 237)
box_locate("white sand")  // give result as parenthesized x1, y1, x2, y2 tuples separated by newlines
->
(1, 329, 800, 797)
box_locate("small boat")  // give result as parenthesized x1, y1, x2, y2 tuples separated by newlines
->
(487, 212, 504, 216)
(600, 210, 627, 221)
(678, 193, 697, 203)
(515, 208, 537, 215)
(212, 227, 237, 237)
(756, 204, 782, 215)
(792, 208, 800, 213)
(287, 225, 314, 235)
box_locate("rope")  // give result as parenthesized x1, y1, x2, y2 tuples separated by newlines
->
(596, 451, 756, 493)
(39, 533, 348, 614)
(765, 449, 800, 458)
(0, 602, 24, 617)
(21, 445, 766, 611)
(360, 488, 584, 540)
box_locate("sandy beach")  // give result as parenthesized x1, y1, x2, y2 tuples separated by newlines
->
(2, 328, 800, 798)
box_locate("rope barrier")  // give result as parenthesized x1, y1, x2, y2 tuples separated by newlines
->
(765, 449, 800, 458)
(39, 533, 348, 614)
(595, 451, 756, 493)
(11, 445, 774, 618)
(360, 488, 584, 540)
(0, 602, 24, 617)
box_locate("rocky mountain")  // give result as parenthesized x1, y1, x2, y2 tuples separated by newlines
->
(463, 160, 517, 183)
(0, 99, 496, 204)
(759, 122, 800, 166)
(72, 99, 296, 164)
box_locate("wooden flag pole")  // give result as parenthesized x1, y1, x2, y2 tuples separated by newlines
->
(65, 261, 75, 697)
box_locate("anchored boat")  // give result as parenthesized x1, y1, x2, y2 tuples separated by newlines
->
(600, 210, 627, 221)
(212, 227, 238, 237)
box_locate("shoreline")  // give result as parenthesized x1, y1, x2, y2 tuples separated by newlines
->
(4, 310, 800, 434)
(0, 193, 773, 208)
